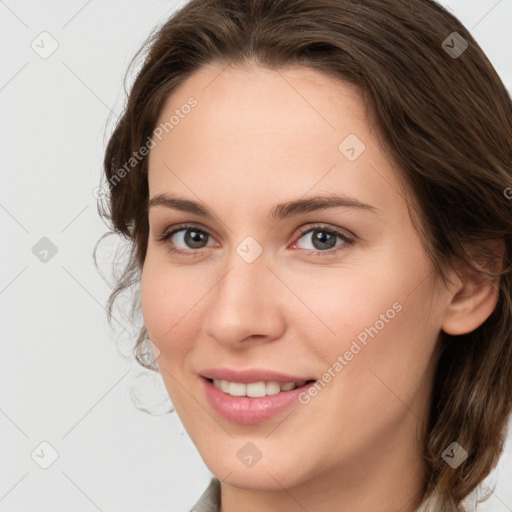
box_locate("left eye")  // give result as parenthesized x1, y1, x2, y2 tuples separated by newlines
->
(293, 225, 353, 254)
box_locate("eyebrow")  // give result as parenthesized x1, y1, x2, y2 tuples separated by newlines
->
(148, 193, 379, 221)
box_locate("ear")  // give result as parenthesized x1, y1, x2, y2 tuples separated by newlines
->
(441, 241, 503, 336)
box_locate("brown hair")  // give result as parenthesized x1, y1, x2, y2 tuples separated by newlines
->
(95, 0, 512, 509)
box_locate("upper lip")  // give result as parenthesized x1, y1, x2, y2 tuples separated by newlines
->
(200, 367, 316, 384)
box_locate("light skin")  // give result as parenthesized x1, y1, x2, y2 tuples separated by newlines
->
(140, 62, 499, 512)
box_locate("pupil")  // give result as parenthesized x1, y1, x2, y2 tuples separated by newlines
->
(313, 230, 336, 250)
(185, 230, 207, 248)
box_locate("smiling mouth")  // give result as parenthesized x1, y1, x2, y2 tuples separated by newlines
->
(205, 378, 316, 398)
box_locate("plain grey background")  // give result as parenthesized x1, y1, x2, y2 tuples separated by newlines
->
(1, 1, 511, 511)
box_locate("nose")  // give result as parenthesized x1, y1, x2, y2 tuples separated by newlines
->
(202, 248, 286, 349)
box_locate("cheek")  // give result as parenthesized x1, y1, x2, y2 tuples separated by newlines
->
(140, 252, 196, 351)
(294, 245, 439, 375)
(286, 264, 416, 342)
(140, 256, 166, 340)
(326, 265, 440, 418)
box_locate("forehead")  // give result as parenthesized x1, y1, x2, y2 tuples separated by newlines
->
(147, 62, 406, 221)
(154, 62, 368, 144)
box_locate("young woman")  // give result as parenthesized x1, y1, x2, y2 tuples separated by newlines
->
(97, 0, 512, 510)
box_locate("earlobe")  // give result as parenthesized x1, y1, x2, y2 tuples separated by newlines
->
(441, 270, 500, 336)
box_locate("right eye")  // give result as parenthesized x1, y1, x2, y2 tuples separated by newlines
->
(157, 223, 216, 256)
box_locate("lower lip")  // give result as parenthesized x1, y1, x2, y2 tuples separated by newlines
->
(201, 377, 316, 425)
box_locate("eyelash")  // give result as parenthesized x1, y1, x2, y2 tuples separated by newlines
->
(156, 223, 354, 258)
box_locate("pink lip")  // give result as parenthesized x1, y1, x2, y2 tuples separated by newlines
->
(201, 377, 316, 425)
(200, 367, 315, 384)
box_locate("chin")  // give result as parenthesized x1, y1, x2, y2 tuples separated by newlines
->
(200, 446, 310, 491)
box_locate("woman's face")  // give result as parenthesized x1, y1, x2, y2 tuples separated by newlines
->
(141, 63, 455, 496)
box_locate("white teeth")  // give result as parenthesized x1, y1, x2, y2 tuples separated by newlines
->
(266, 381, 281, 395)
(246, 382, 266, 397)
(228, 382, 246, 396)
(212, 379, 303, 397)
